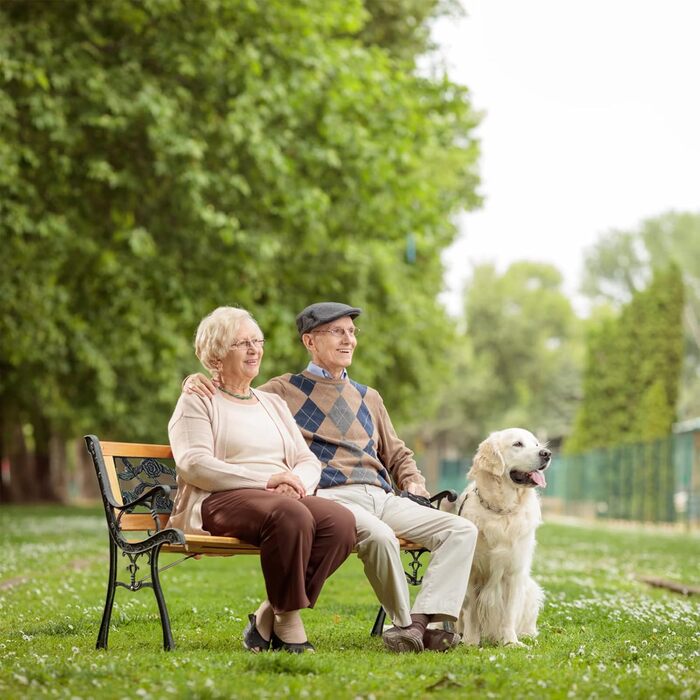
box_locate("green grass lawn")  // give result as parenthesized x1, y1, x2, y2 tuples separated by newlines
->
(0, 506, 698, 699)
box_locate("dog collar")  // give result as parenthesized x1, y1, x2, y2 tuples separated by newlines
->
(473, 487, 518, 516)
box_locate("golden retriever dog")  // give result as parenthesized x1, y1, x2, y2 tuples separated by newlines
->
(448, 428, 551, 646)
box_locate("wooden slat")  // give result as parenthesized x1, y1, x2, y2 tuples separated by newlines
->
(160, 542, 422, 556)
(104, 455, 123, 506)
(100, 441, 172, 459)
(121, 512, 423, 551)
(120, 513, 170, 531)
(184, 534, 248, 546)
(164, 534, 259, 557)
(162, 544, 248, 557)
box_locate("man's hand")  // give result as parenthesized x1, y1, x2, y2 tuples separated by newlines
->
(266, 472, 306, 499)
(183, 373, 217, 399)
(404, 481, 431, 499)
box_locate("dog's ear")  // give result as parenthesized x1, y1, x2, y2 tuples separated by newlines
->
(468, 435, 506, 480)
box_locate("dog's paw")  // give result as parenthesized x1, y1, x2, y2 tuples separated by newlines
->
(503, 639, 526, 648)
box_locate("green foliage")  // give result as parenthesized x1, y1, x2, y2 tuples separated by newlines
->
(582, 211, 700, 420)
(0, 0, 480, 497)
(1, 506, 699, 699)
(635, 380, 676, 439)
(359, 0, 462, 61)
(424, 262, 582, 453)
(567, 264, 685, 453)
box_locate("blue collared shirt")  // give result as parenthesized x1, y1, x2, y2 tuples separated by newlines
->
(306, 361, 348, 380)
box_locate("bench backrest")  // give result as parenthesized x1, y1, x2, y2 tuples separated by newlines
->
(85, 435, 176, 533)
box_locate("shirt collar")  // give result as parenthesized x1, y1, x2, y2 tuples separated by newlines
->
(306, 361, 348, 380)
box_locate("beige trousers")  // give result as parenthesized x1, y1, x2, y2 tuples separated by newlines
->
(316, 483, 477, 628)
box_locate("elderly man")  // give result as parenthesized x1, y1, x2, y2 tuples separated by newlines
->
(185, 302, 477, 652)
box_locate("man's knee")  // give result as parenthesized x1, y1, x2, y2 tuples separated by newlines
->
(451, 516, 478, 545)
(357, 521, 400, 558)
(455, 516, 478, 535)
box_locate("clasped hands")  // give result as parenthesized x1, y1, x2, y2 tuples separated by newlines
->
(267, 472, 306, 500)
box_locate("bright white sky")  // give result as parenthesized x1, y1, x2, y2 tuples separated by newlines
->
(434, 0, 700, 315)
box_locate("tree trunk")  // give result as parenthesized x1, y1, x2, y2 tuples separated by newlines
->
(50, 434, 68, 503)
(75, 436, 101, 501)
(32, 415, 62, 502)
(7, 422, 37, 502)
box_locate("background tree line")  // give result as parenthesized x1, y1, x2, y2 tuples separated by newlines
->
(419, 212, 696, 467)
(1, 0, 696, 503)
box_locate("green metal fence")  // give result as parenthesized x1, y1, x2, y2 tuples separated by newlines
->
(540, 433, 698, 526)
(438, 431, 699, 527)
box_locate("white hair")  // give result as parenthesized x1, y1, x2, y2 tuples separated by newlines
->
(194, 306, 260, 372)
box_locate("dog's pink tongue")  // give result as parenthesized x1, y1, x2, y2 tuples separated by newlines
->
(530, 470, 547, 487)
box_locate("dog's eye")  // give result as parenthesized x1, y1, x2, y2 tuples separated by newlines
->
(513, 441, 524, 447)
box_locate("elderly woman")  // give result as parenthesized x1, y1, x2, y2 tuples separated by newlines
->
(168, 306, 356, 653)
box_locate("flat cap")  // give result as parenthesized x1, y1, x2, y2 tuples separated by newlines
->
(296, 302, 362, 337)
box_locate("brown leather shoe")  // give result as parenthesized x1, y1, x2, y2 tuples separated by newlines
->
(423, 628, 461, 652)
(382, 624, 424, 653)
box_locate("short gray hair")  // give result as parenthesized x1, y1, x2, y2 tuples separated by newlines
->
(194, 306, 260, 372)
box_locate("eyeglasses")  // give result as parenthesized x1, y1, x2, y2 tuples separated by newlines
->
(313, 327, 360, 338)
(231, 339, 265, 350)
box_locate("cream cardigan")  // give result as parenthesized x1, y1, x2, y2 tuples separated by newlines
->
(167, 389, 322, 535)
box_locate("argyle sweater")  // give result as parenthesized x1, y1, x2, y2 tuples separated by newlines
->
(258, 371, 426, 493)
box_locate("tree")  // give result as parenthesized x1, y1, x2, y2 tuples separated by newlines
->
(421, 262, 583, 457)
(566, 264, 685, 453)
(0, 0, 481, 501)
(581, 211, 700, 420)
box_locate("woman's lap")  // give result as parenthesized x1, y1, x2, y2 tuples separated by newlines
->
(202, 488, 307, 540)
(202, 489, 355, 542)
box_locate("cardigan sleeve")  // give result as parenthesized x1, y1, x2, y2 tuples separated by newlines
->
(168, 393, 279, 492)
(371, 390, 428, 492)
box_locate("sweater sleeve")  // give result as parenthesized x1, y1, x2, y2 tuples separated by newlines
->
(168, 393, 274, 492)
(372, 390, 427, 492)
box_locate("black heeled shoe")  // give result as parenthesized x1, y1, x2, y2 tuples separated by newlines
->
(270, 631, 315, 654)
(243, 613, 271, 652)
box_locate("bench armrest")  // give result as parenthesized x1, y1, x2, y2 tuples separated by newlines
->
(429, 489, 458, 510)
(115, 484, 172, 532)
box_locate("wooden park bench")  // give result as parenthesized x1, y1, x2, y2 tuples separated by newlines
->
(85, 435, 457, 650)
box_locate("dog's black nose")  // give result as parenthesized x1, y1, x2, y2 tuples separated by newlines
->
(539, 448, 551, 460)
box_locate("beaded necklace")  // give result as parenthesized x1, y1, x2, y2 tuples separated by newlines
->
(219, 386, 253, 400)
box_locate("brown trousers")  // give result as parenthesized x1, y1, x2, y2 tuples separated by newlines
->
(201, 489, 356, 613)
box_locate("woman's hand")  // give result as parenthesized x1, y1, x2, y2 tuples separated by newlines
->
(271, 483, 302, 499)
(183, 373, 217, 399)
(267, 472, 306, 498)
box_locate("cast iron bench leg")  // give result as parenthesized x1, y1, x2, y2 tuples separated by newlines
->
(371, 607, 387, 636)
(150, 543, 175, 651)
(97, 538, 118, 650)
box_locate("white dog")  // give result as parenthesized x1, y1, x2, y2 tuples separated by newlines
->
(448, 428, 551, 646)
